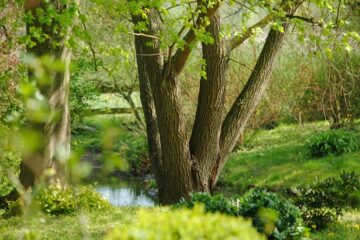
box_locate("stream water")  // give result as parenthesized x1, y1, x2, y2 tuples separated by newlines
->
(95, 178, 156, 207)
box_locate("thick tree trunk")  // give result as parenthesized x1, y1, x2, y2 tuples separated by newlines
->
(189, 11, 228, 192)
(19, 0, 73, 188)
(132, 2, 299, 204)
(152, 72, 193, 204)
(132, 9, 194, 204)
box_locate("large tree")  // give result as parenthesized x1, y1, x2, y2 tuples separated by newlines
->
(19, 0, 77, 189)
(130, 0, 356, 204)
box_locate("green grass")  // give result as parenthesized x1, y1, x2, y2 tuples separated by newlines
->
(87, 93, 141, 110)
(312, 211, 360, 240)
(220, 121, 360, 191)
(0, 207, 138, 240)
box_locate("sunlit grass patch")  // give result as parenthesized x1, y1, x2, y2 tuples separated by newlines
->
(0, 207, 138, 240)
(221, 121, 360, 191)
(312, 211, 360, 240)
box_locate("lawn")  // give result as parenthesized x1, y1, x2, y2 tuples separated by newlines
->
(220, 121, 360, 192)
(0, 207, 137, 240)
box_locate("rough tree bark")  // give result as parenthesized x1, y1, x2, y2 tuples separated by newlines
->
(131, 1, 301, 204)
(19, 0, 74, 189)
(132, 9, 194, 203)
(189, 11, 228, 193)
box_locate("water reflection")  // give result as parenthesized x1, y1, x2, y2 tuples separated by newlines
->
(96, 186, 155, 207)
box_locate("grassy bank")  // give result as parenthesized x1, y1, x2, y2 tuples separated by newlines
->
(219, 121, 360, 193)
(0, 207, 137, 240)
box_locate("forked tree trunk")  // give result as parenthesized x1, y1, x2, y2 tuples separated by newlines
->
(132, 2, 299, 204)
(19, 0, 73, 189)
(133, 9, 194, 204)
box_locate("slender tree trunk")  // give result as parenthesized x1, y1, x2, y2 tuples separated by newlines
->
(133, 20, 164, 197)
(216, 21, 295, 184)
(122, 93, 144, 127)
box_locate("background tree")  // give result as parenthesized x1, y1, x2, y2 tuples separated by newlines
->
(19, 0, 78, 188)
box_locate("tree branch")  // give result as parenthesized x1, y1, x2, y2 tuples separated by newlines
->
(78, 9, 98, 71)
(227, 14, 274, 54)
(171, 0, 222, 75)
(286, 14, 323, 27)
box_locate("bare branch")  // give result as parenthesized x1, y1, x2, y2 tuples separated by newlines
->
(128, 32, 160, 40)
(233, 0, 258, 14)
(229, 58, 254, 71)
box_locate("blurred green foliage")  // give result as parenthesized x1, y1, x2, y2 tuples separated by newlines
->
(34, 185, 110, 215)
(105, 205, 265, 240)
(0, 126, 21, 197)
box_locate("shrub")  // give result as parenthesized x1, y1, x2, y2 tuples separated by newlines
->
(0, 125, 22, 198)
(238, 189, 305, 240)
(175, 192, 237, 215)
(292, 171, 360, 230)
(176, 191, 305, 240)
(307, 130, 358, 158)
(35, 185, 110, 215)
(105, 205, 265, 240)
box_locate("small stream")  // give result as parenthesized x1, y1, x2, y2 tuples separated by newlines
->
(94, 176, 156, 207)
(96, 185, 155, 206)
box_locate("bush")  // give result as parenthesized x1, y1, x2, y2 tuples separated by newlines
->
(238, 189, 305, 240)
(175, 192, 237, 215)
(176, 191, 305, 240)
(307, 130, 358, 158)
(292, 171, 360, 230)
(35, 185, 110, 215)
(105, 205, 265, 240)
(0, 125, 21, 197)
